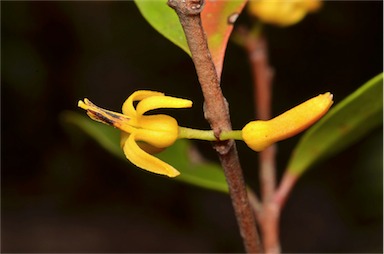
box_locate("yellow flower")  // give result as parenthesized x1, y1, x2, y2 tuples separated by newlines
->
(242, 92, 333, 151)
(78, 90, 192, 177)
(248, 0, 322, 27)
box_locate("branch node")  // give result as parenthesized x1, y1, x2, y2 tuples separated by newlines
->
(214, 139, 234, 155)
(168, 0, 205, 15)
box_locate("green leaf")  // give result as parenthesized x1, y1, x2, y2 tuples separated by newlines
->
(287, 73, 383, 176)
(134, 0, 191, 56)
(61, 111, 228, 193)
(61, 111, 124, 159)
(156, 139, 228, 192)
(134, 0, 247, 78)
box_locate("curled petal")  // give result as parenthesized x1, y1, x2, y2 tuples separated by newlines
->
(123, 133, 180, 177)
(122, 90, 164, 117)
(136, 96, 192, 116)
(121, 131, 165, 154)
(120, 131, 130, 148)
(243, 93, 333, 151)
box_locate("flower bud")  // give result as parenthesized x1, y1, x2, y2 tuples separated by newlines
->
(243, 93, 333, 151)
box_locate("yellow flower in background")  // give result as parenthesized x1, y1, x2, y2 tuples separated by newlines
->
(242, 93, 333, 151)
(248, 0, 322, 27)
(78, 90, 192, 177)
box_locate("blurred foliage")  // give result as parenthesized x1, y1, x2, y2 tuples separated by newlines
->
(288, 73, 383, 176)
(2, 1, 382, 252)
(61, 111, 229, 193)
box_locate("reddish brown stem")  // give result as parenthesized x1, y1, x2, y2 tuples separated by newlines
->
(249, 35, 273, 121)
(237, 27, 276, 199)
(167, 0, 262, 253)
(259, 147, 280, 254)
(237, 25, 281, 253)
(274, 172, 299, 208)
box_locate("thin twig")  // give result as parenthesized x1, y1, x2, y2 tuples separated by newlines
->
(247, 188, 262, 222)
(167, 0, 262, 252)
(235, 26, 277, 200)
(236, 25, 281, 254)
(274, 172, 299, 208)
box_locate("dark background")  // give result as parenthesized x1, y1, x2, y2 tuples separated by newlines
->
(2, 1, 383, 252)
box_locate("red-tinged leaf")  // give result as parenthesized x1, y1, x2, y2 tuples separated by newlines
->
(202, 0, 247, 78)
(135, 0, 247, 79)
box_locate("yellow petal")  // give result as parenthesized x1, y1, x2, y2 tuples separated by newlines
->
(135, 115, 179, 148)
(136, 96, 192, 116)
(243, 92, 333, 151)
(122, 115, 179, 150)
(120, 131, 165, 154)
(123, 133, 180, 177)
(122, 90, 164, 117)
